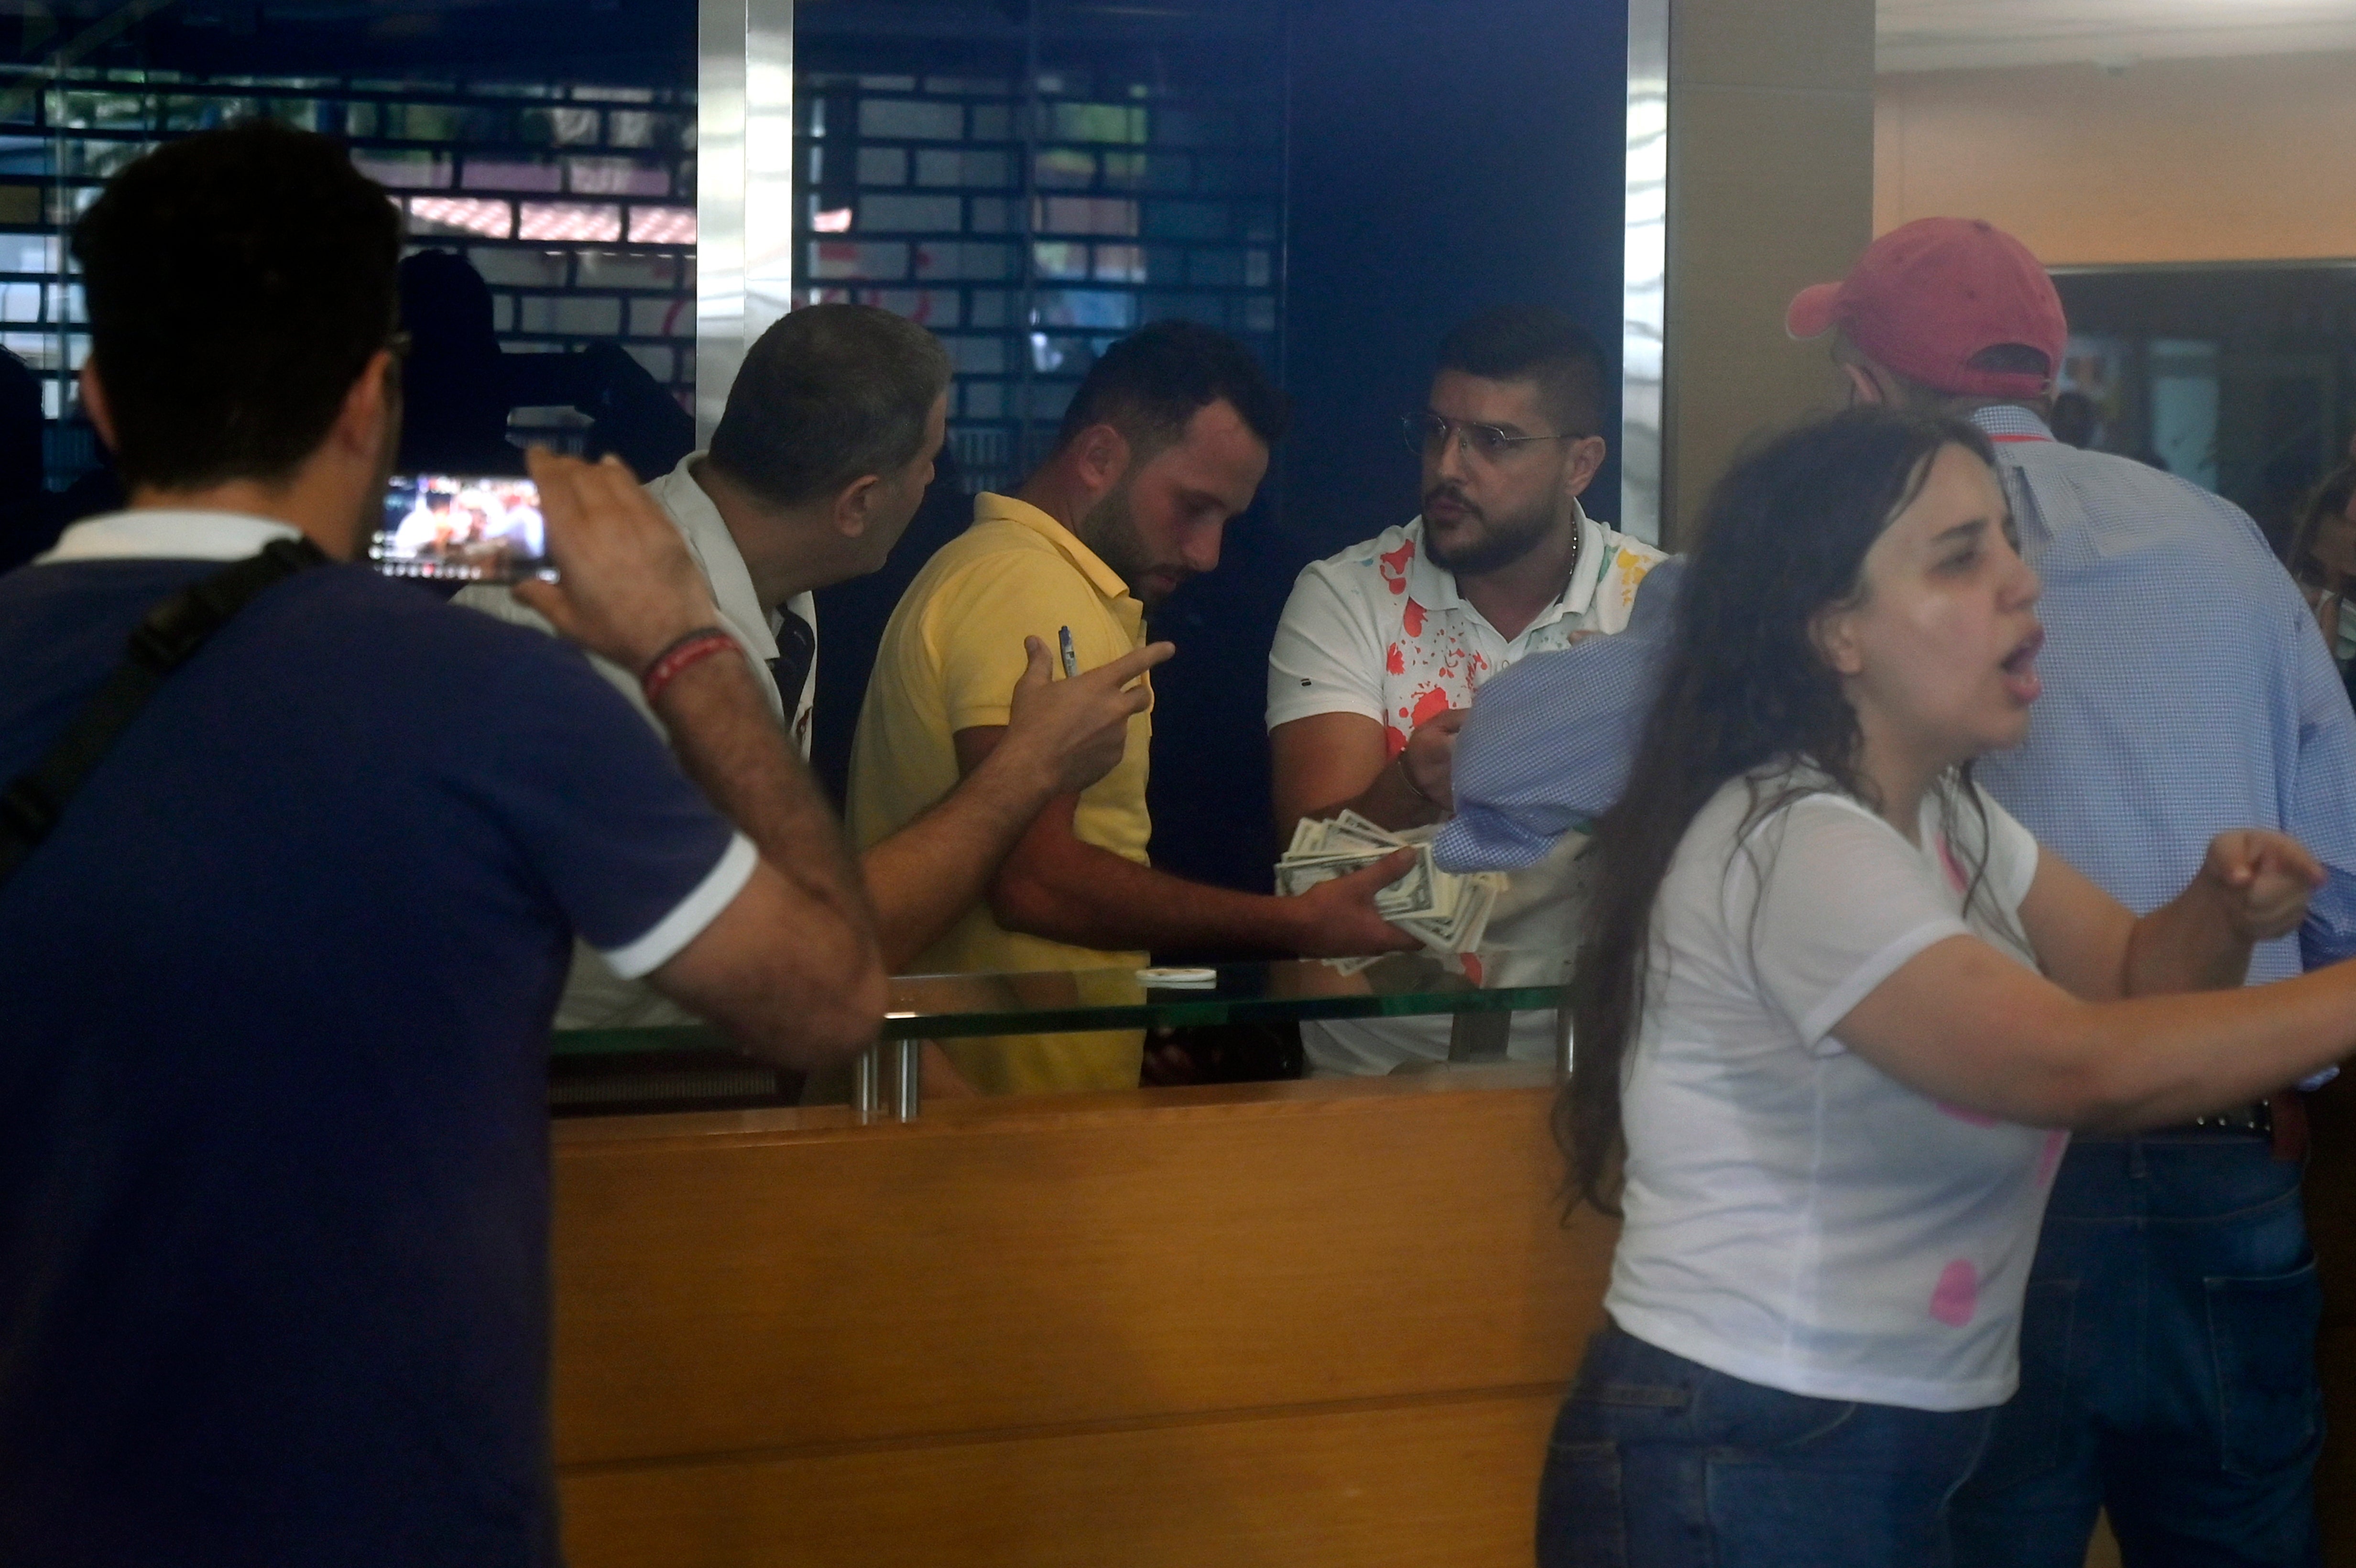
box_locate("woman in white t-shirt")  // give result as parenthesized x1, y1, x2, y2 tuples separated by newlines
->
(1537, 409, 2356, 1568)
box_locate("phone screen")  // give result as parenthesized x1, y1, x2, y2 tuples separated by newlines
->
(371, 473, 553, 584)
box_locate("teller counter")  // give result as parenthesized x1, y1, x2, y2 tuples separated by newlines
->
(548, 958, 1613, 1567)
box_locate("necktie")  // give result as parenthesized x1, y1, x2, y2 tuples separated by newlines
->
(768, 608, 815, 721)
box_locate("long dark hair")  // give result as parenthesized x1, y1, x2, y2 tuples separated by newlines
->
(2286, 461, 2356, 588)
(1557, 407, 1999, 1214)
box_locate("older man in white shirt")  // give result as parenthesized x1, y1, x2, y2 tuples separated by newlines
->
(465, 304, 1164, 1027)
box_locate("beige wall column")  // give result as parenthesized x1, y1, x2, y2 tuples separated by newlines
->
(1877, 52, 2356, 267)
(1659, 0, 1876, 545)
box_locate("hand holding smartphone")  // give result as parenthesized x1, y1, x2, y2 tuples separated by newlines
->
(506, 448, 729, 674)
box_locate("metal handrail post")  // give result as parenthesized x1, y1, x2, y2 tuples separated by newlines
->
(894, 1039, 922, 1122)
(853, 1042, 882, 1121)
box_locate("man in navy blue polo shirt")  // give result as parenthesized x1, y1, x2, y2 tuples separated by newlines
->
(0, 125, 887, 1564)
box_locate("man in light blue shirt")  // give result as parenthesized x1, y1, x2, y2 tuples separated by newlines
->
(1442, 218, 2356, 1568)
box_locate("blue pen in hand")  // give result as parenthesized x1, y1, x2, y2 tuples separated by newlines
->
(1058, 625, 1079, 678)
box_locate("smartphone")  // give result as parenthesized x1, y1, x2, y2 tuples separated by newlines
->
(370, 473, 554, 584)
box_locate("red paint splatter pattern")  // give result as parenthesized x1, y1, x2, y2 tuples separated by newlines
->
(1356, 519, 1670, 752)
(1936, 837, 1968, 896)
(1929, 1259, 1979, 1327)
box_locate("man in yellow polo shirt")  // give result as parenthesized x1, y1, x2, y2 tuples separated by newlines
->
(849, 321, 1418, 1093)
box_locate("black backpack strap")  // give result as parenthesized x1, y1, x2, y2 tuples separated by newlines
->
(0, 534, 329, 889)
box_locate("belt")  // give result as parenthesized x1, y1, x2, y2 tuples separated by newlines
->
(2173, 1102, 2272, 1136)
(2159, 1092, 2307, 1162)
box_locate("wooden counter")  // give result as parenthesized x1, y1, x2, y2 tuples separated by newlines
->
(550, 1067, 1614, 1567)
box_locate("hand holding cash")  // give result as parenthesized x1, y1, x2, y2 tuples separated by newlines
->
(1273, 844, 1428, 959)
(1276, 809, 1507, 969)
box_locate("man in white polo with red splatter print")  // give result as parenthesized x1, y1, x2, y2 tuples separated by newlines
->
(1266, 305, 1664, 1075)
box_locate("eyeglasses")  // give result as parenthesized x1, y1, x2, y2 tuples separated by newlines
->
(1401, 411, 1586, 463)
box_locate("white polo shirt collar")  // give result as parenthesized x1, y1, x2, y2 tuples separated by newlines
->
(1404, 498, 1601, 643)
(37, 509, 304, 565)
(644, 452, 785, 664)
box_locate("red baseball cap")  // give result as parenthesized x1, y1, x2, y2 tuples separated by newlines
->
(1786, 218, 2066, 399)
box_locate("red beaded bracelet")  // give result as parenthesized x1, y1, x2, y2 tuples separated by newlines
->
(640, 628, 740, 706)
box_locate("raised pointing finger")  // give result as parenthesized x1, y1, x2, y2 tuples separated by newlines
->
(1091, 640, 1176, 684)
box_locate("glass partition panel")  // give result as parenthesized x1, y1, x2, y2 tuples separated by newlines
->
(551, 954, 1568, 1118)
(0, 5, 696, 538)
(558, 952, 1561, 1050)
(0, 2, 1633, 1117)
(779, 0, 1630, 1117)
(793, 1, 1287, 495)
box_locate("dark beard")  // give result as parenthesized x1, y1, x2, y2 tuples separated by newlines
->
(1422, 497, 1557, 577)
(1078, 483, 1157, 599)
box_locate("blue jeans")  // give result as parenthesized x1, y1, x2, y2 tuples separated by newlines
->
(1949, 1136, 2323, 1568)
(1536, 1324, 1996, 1568)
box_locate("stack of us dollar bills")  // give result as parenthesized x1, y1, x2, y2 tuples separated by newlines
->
(1276, 809, 1508, 966)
